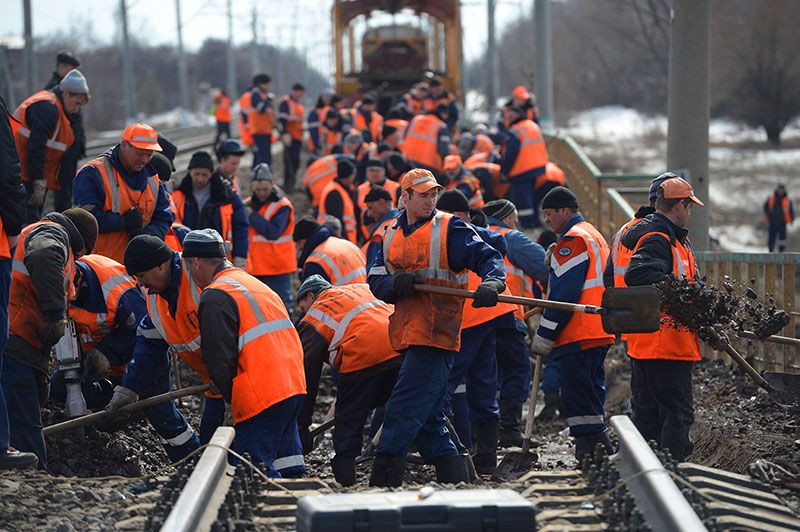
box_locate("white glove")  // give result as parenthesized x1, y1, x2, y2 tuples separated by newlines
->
(545, 242, 557, 268)
(106, 386, 138, 412)
(83, 348, 111, 378)
(233, 256, 247, 269)
(27, 179, 46, 208)
(531, 334, 555, 357)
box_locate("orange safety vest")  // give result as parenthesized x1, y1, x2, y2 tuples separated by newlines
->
(403, 93, 425, 116)
(507, 119, 548, 178)
(280, 95, 304, 141)
(246, 196, 296, 276)
(423, 92, 455, 112)
(238, 91, 254, 146)
(553, 221, 615, 348)
(473, 134, 494, 155)
(303, 155, 338, 208)
(207, 267, 306, 423)
(308, 105, 330, 151)
(248, 88, 274, 135)
(356, 180, 400, 239)
(80, 156, 159, 263)
(446, 172, 484, 208)
(320, 127, 343, 155)
(164, 223, 190, 252)
(626, 232, 701, 362)
(491, 225, 535, 320)
(9, 220, 76, 351)
(401, 114, 446, 172)
(460, 270, 517, 329)
(68, 254, 137, 376)
(318, 180, 358, 244)
(213, 92, 232, 123)
(382, 212, 469, 351)
(0, 217, 10, 260)
(300, 284, 400, 373)
(609, 217, 642, 289)
(464, 152, 489, 167)
(12, 90, 75, 190)
(384, 118, 409, 139)
(305, 237, 367, 286)
(468, 160, 507, 199)
(361, 216, 395, 257)
(350, 108, 383, 142)
(767, 194, 793, 225)
(536, 161, 566, 189)
(171, 190, 235, 254)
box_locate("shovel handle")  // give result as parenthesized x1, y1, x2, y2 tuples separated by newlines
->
(722, 344, 771, 391)
(413, 284, 604, 315)
(43, 383, 212, 436)
(524, 307, 543, 319)
(738, 330, 800, 348)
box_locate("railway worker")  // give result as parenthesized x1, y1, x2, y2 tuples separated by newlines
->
(442, 155, 484, 209)
(532, 162, 568, 224)
(510, 85, 539, 124)
(382, 110, 409, 150)
(248, 73, 275, 168)
(500, 106, 549, 229)
(400, 105, 451, 177)
(43, 51, 81, 90)
(0, 95, 35, 470)
(2, 208, 98, 470)
(395, 83, 428, 120)
(13, 69, 89, 223)
(319, 109, 346, 155)
(50, 254, 146, 410)
(170, 151, 249, 268)
(182, 229, 306, 477)
(237, 87, 255, 149)
(764, 183, 794, 252)
(424, 77, 459, 128)
(531, 187, 615, 461)
(295, 275, 401, 486)
(483, 198, 550, 445)
(317, 158, 358, 244)
(356, 159, 401, 239)
(386, 152, 411, 182)
(366, 169, 506, 487)
(307, 92, 332, 154)
(245, 163, 296, 316)
(72, 122, 173, 263)
(212, 89, 232, 148)
(294, 217, 366, 286)
(362, 187, 400, 267)
(462, 131, 499, 167)
(622, 177, 704, 461)
(216, 138, 246, 194)
(350, 95, 383, 144)
(279, 83, 305, 192)
(342, 132, 377, 184)
(302, 153, 350, 211)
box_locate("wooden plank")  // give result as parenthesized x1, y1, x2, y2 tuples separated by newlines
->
(747, 262, 765, 370)
(764, 263, 778, 372)
(783, 262, 796, 373)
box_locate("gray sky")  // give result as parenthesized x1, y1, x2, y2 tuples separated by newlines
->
(1, 0, 534, 77)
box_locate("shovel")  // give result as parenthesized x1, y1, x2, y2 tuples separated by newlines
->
(413, 285, 661, 334)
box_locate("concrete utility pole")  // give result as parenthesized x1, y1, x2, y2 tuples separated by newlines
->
(250, 4, 259, 75)
(486, 0, 497, 113)
(120, 0, 137, 123)
(226, 0, 237, 100)
(667, 0, 710, 250)
(22, 0, 34, 97)
(175, 0, 190, 126)
(534, 0, 554, 130)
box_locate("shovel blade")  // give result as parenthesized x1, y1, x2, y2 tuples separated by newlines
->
(491, 450, 539, 481)
(601, 286, 662, 334)
(764, 372, 800, 405)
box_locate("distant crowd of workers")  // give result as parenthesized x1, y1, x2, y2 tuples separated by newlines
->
(0, 50, 713, 489)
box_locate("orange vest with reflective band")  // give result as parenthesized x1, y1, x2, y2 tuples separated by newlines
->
(508, 119, 548, 178)
(9, 220, 76, 351)
(69, 254, 137, 376)
(460, 271, 517, 329)
(303, 155, 338, 208)
(446, 172, 484, 208)
(214, 93, 232, 122)
(318, 180, 357, 244)
(81, 156, 159, 263)
(13, 90, 75, 190)
(351, 108, 383, 142)
(281, 96, 304, 141)
(609, 217, 642, 289)
(320, 127, 342, 155)
(308, 105, 330, 151)
(356, 180, 400, 239)
(300, 284, 400, 373)
(384, 118, 409, 139)
(361, 216, 395, 257)
(626, 232, 701, 361)
(165, 223, 190, 252)
(207, 267, 306, 423)
(554, 221, 614, 348)
(248, 88, 274, 135)
(382, 212, 469, 351)
(536, 162, 566, 189)
(238, 91, 254, 146)
(767, 194, 793, 225)
(401, 114, 445, 172)
(246, 196, 296, 276)
(305, 237, 367, 286)
(491, 225, 534, 320)
(171, 190, 235, 257)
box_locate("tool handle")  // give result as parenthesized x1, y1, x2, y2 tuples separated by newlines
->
(722, 344, 770, 391)
(413, 284, 604, 315)
(524, 307, 543, 319)
(43, 383, 212, 436)
(309, 418, 335, 438)
(738, 330, 800, 347)
(522, 354, 543, 454)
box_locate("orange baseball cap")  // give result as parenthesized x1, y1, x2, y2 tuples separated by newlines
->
(401, 168, 443, 193)
(660, 177, 703, 205)
(122, 123, 162, 151)
(443, 154, 462, 171)
(512, 85, 529, 100)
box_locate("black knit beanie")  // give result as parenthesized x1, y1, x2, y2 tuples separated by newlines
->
(541, 186, 579, 210)
(188, 151, 215, 171)
(62, 208, 98, 254)
(124, 235, 173, 276)
(436, 189, 470, 213)
(293, 217, 321, 242)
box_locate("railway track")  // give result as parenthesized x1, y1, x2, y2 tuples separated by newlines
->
(145, 415, 800, 531)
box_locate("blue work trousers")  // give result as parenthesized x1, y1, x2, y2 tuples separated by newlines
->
(233, 394, 306, 478)
(449, 383, 472, 448)
(199, 396, 227, 445)
(257, 273, 294, 318)
(510, 172, 538, 228)
(561, 345, 609, 437)
(0, 354, 47, 469)
(540, 350, 563, 396)
(768, 224, 788, 252)
(283, 139, 302, 191)
(252, 134, 273, 168)
(495, 320, 531, 404)
(0, 256, 11, 450)
(376, 346, 459, 461)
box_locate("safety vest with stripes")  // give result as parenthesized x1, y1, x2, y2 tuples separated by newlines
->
(380, 212, 469, 351)
(551, 221, 615, 348)
(303, 155, 338, 208)
(300, 284, 400, 373)
(9, 220, 75, 351)
(171, 190, 234, 257)
(508, 119, 548, 178)
(350, 108, 383, 142)
(400, 114, 446, 172)
(80, 155, 159, 263)
(626, 232, 701, 362)
(304, 237, 367, 286)
(248, 88, 274, 135)
(491, 225, 535, 320)
(609, 217, 642, 289)
(245, 196, 296, 276)
(280, 95, 304, 141)
(206, 267, 306, 423)
(445, 172, 485, 208)
(12, 90, 74, 190)
(317, 180, 357, 244)
(238, 91, 254, 146)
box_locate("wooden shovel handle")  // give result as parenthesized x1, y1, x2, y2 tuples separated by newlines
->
(738, 330, 800, 347)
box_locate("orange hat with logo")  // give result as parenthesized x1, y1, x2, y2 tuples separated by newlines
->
(401, 169, 443, 193)
(122, 123, 162, 151)
(444, 154, 462, 171)
(512, 85, 529, 100)
(660, 177, 703, 205)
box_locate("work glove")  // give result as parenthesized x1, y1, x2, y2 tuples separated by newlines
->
(281, 133, 292, 147)
(106, 385, 139, 413)
(38, 319, 67, 351)
(122, 208, 144, 234)
(233, 256, 247, 269)
(27, 179, 46, 208)
(545, 242, 557, 268)
(299, 427, 314, 455)
(472, 279, 506, 308)
(392, 271, 416, 300)
(82, 349, 111, 379)
(531, 334, 555, 357)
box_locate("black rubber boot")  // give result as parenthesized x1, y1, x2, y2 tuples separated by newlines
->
(434, 454, 471, 484)
(331, 455, 356, 487)
(536, 394, 559, 421)
(575, 429, 614, 463)
(472, 421, 499, 475)
(0, 447, 38, 470)
(368, 455, 405, 487)
(498, 400, 524, 448)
